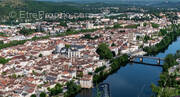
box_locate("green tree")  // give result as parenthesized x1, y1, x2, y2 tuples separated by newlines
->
(12, 74, 17, 79)
(77, 72, 83, 78)
(159, 29, 167, 36)
(143, 23, 147, 26)
(0, 57, 10, 64)
(151, 23, 160, 28)
(40, 92, 46, 97)
(65, 44, 71, 48)
(111, 43, 116, 47)
(60, 21, 67, 27)
(64, 80, 81, 97)
(96, 43, 113, 59)
(81, 34, 92, 39)
(19, 28, 36, 36)
(0, 41, 3, 45)
(143, 35, 151, 43)
(48, 83, 63, 96)
(151, 83, 161, 95)
(96, 85, 101, 97)
(95, 66, 106, 73)
(163, 54, 177, 72)
(30, 94, 36, 97)
(136, 36, 140, 40)
(39, 53, 43, 57)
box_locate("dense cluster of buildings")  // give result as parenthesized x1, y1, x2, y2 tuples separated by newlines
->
(0, 11, 174, 97)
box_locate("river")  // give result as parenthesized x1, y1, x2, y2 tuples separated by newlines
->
(76, 37, 180, 97)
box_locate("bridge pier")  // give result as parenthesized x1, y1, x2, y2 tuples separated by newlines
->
(140, 57, 143, 62)
(157, 59, 160, 65)
(129, 56, 134, 61)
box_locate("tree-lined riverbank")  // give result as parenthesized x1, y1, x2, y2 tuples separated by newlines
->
(144, 25, 180, 55)
(151, 51, 180, 97)
(93, 54, 129, 83)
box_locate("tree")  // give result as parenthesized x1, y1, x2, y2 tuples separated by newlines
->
(96, 85, 101, 97)
(96, 43, 113, 59)
(11, 74, 17, 79)
(151, 83, 161, 95)
(64, 80, 81, 97)
(40, 92, 46, 97)
(163, 54, 177, 71)
(0, 41, 3, 45)
(110, 54, 128, 71)
(48, 83, 63, 96)
(143, 35, 151, 43)
(124, 24, 139, 28)
(111, 43, 116, 47)
(136, 36, 140, 40)
(81, 34, 92, 39)
(159, 29, 167, 36)
(39, 53, 43, 57)
(30, 94, 36, 97)
(32, 70, 37, 75)
(95, 66, 106, 73)
(151, 23, 159, 28)
(158, 73, 168, 87)
(0, 57, 10, 64)
(77, 72, 83, 78)
(65, 44, 71, 48)
(19, 27, 36, 36)
(143, 23, 147, 26)
(60, 21, 67, 27)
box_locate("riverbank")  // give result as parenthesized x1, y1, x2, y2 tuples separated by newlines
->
(144, 25, 180, 55)
(93, 54, 129, 84)
(151, 51, 180, 97)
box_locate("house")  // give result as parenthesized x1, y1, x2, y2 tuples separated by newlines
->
(54, 45, 85, 58)
(80, 75, 93, 88)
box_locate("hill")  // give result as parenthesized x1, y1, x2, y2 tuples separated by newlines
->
(0, 0, 25, 7)
(0, 0, 180, 24)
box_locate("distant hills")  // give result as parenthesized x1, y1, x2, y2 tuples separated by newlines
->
(0, 0, 25, 7)
(35, 0, 180, 8)
(37, 0, 180, 3)
(0, 0, 180, 24)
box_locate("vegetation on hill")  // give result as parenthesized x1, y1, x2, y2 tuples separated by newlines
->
(1, 0, 180, 24)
